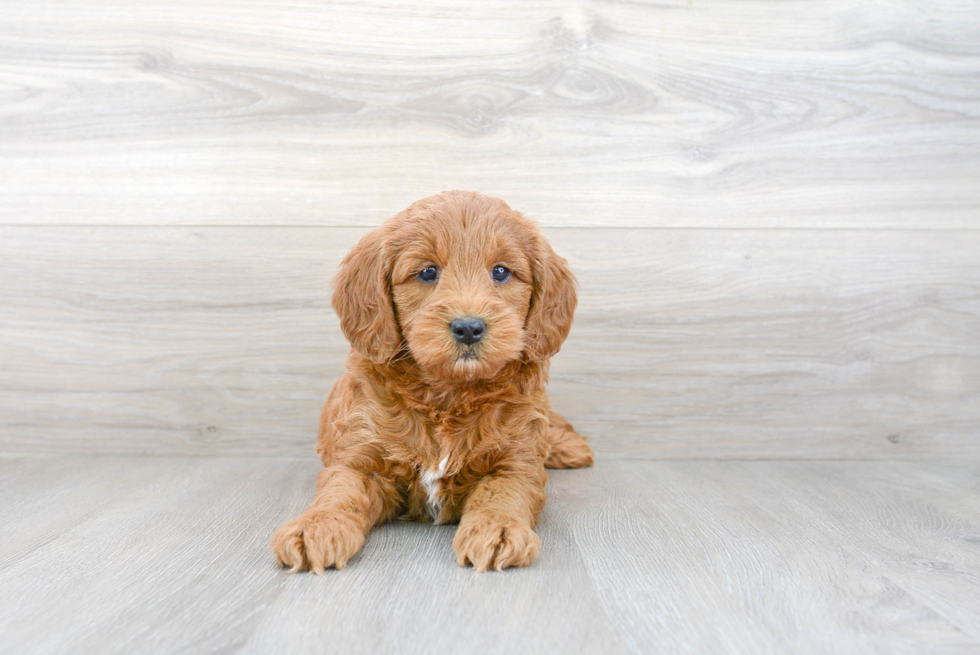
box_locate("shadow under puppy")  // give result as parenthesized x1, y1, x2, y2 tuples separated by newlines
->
(271, 190, 594, 573)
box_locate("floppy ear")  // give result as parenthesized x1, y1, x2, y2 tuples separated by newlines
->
(332, 227, 402, 364)
(524, 236, 577, 362)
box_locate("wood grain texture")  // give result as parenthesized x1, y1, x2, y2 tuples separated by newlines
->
(572, 460, 980, 655)
(1, 456, 979, 654)
(1, 0, 979, 228)
(741, 461, 980, 644)
(2, 226, 978, 458)
(2, 0, 979, 458)
(0, 455, 308, 654)
(0, 454, 179, 569)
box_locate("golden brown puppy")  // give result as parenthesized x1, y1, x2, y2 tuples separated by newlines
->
(271, 190, 594, 573)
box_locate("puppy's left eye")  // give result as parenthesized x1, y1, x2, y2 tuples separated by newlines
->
(491, 265, 511, 283)
(418, 266, 439, 283)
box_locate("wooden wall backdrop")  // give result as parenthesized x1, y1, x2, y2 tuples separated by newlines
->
(1, 0, 978, 458)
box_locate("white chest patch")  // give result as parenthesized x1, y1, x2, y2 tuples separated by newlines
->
(420, 456, 449, 522)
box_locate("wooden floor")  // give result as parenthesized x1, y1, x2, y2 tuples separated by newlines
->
(1, 454, 978, 654)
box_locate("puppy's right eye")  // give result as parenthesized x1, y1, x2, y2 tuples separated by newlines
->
(418, 266, 439, 283)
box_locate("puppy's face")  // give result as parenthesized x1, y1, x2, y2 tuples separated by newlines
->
(333, 191, 577, 382)
(389, 211, 533, 380)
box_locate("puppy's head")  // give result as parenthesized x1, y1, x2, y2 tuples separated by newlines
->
(333, 191, 576, 381)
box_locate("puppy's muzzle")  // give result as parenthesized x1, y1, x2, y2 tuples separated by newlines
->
(450, 317, 486, 346)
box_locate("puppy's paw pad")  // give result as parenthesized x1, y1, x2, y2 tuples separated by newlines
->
(453, 519, 541, 572)
(271, 512, 364, 573)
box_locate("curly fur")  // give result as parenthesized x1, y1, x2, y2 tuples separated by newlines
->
(271, 190, 594, 573)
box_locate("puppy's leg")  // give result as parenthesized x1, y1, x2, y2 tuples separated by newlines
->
(545, 407, 594, 469)
(271, 464, 393, 573)
(453, 470, 546, 572)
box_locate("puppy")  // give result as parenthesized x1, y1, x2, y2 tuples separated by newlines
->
(271, 190, 594, 573)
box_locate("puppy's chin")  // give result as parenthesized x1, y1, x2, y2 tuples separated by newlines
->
(449, 348, 508, 382)
(409, 343, 518, 383)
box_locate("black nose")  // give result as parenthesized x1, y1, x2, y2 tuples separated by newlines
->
(450, 317, 486, 345)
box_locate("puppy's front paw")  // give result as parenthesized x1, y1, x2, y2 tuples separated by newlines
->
(271, 512, 365, 573)
(453, 516, 541, 572)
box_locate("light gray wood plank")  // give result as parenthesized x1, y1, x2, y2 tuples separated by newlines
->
(0, 454, 182, 569)
(2, 226, 978, 458)
(553, 227, 980, 458)
(574, 461, 980, 654)
(735, 461, 980, 644)
(2, 456, 980, 654)
(0, 456, 315, 654)
(1, 1, 978, 228)
(0, 227, 348, 455)
(883, 461, 980, 525)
